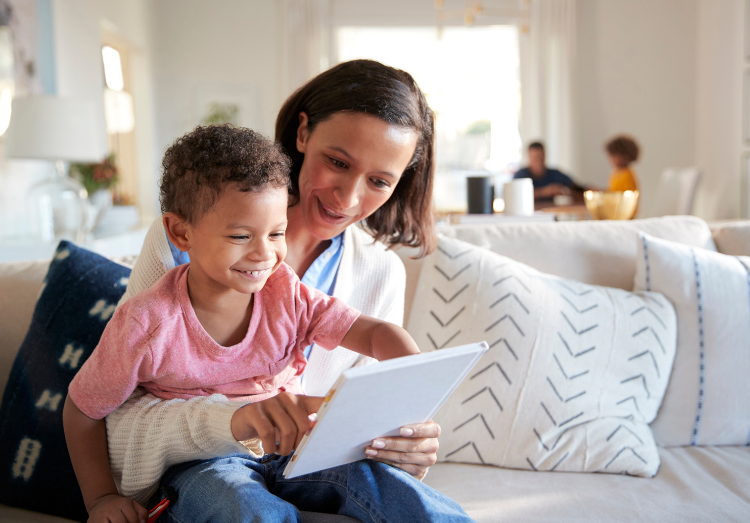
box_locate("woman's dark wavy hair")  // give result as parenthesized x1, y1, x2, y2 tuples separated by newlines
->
(275, 59, 436, 258)
(160, 124, 290, 224)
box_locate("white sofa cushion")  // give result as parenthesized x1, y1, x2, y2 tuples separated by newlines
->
(423, 446, 750, 522)
(407, 236, 676, 477)
(711, 220, 750, 256)
(435, 216, 716, 291)
(635, 233, 750, 446)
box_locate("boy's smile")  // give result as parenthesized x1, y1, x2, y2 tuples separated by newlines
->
(183, 185, 289, 298)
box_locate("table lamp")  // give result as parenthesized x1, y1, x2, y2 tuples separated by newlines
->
(5, 96, 106, 243)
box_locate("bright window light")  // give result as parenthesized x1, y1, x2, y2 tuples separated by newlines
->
(102, 46, 124, 91)
(337, 26, 521, 212)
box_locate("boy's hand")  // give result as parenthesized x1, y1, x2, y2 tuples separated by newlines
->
(231, 392, 323, 455)
(87, 493, 148, 523)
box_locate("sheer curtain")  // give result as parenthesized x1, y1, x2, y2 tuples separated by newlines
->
(519, 0, 576, 172)
(280, 0, 332, 99)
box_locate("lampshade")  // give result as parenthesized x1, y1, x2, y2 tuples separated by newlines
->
(4, 96, 106, 162)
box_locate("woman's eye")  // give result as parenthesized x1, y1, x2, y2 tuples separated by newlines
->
(371, 178, 390, 189)
(329, 157, 347, 169)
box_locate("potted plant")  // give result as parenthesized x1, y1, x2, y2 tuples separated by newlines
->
(70, 155, 119, 232)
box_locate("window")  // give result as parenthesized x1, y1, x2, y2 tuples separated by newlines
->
(100, 35, 137, 208)
(337, 25, 521, 211)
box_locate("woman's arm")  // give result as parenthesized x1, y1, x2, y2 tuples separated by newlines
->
(116, 217, 175, 308)
(106, 390, 255, 505)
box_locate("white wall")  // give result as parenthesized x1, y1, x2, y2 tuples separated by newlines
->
(52, 0, 159, 224)
(149, 0, 283, 162)
(693, 0, 745, 220)
(574, 0, 698, 217)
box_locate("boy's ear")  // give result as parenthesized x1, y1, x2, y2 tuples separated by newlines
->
(163, 212, 191, 252)
(296, 111, 310, 154)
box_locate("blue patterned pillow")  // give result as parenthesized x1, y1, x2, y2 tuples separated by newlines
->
(0, 241, 131, 521)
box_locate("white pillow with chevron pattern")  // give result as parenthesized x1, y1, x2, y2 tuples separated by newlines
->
(634, 232, 750, 446)
(406, 236, 677, 477)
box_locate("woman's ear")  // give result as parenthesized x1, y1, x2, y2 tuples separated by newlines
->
(296, 112, 310, 154)
(163, 212, 191, 252)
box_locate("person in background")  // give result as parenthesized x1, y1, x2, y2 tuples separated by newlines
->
(513, 141, 586, 200)
(605, 135, 640, 192)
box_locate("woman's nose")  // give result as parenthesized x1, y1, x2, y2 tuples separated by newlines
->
(333, 174, 364, 209)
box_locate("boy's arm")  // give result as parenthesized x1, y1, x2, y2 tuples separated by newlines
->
(63, 395, 148, 522)
(340, 314, 420, 361)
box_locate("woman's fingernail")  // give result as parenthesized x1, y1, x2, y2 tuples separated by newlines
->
(365, 449, 378, 456)
(372, 439, 385, 449)
(400, 427, 414, 436)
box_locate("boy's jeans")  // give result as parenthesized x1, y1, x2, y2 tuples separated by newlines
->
(159, 452, 475, 523)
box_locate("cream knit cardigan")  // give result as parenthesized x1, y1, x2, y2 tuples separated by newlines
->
(106, 217, 406, 504)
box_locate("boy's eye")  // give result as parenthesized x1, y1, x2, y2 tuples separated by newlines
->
(270, 232, 285, 239)
(230, 235, 249, 241)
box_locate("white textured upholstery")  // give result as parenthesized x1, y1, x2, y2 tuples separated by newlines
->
(408, 236, 676, 477)
(399, 216, 715, 326)
(635, 233, 750, 446)
(711, 220, 750, 256)
(424, 446, 750, 522)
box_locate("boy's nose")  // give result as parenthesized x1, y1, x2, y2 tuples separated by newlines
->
(248, 240, 276, 262)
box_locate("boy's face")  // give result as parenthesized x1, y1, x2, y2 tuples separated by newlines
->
(608, 153, 627, 169)
(186, 185, 288, 296)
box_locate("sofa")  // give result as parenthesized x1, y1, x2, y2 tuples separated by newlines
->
(1, 216, 749, 522)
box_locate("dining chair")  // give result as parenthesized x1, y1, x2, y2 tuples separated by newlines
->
(653, 167, 701, 216)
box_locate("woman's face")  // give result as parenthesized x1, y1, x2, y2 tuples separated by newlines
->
(295, 111, 418, 240)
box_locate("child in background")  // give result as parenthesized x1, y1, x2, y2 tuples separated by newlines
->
(605, 135, 640, 192)
(63, 125, 468, 522)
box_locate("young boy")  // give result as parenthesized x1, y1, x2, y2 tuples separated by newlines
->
(62, 126, 426, 522)
(605, 135, 640, 192)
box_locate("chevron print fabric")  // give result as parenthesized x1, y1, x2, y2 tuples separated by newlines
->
(407, 236, 677, 477)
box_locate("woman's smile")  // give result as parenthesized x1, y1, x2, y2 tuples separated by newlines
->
(316, 197, 351, 224)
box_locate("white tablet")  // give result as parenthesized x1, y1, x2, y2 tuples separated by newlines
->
(283, 342, 488, 478)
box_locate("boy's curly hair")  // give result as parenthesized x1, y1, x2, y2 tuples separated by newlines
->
(605, 135, 640, 164)
(160, 125, 291, 224)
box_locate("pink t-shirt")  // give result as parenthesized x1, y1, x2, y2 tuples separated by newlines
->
(69, 263, 360, 420)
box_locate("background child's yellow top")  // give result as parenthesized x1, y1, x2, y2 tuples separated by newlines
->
(608, 168, 639, 191)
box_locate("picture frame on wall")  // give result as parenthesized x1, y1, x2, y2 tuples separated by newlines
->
(745, 68, 750, 145)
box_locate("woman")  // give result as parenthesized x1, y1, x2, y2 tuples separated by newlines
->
(110, 60, 457, 520)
